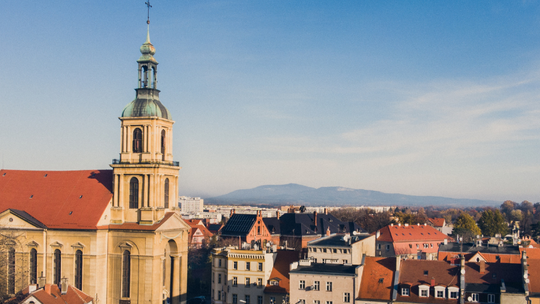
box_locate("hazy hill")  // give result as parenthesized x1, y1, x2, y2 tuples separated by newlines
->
(204, 183, 499, 207)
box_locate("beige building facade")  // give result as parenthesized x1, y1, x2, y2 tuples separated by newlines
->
(307, 234, 375, 265)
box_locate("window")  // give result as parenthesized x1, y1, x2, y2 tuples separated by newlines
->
(164, 178, 169, 208)
(343, 260, 348, 264)
(449, 291, 459, 299)
(343, 293, 350, 303)
(314, 281, 320, 291)
(471, 293, 479, 302)
(219, 259, 222, 267)
(122, 250, 130, 298)
(218, 274, 222, 284)
(258, 226, 261, 235)
(333, 249, 337, 253)
(257, 278, 262, 286)
(8, 248, 15, 294)
(133, 128, 143, 152)
(232, 294, 237, 304)
(218, 291, 221, 300)
(30, 248, 37, 284)
(299, 300, 305, 304)
(129, 177, 139, 209)
(245, 277, 250, 287)
(75, 250, 83, 290)
(233, 261, 238, 269)
(233, 277, 237, 286)
(270, 297, 276, 304)
(258, 262, 263, 271)
(314, 301, 320, 304)
(401, 287, 409, 296)
(424, 244, 429, 248)
(326, 301, 332, 304)
(323, 248, 327, 253)
(436, 290, 444, 298)
(246, 262, 250, 271)
(488, 294, 495, 303)
(419, 286, 429, 298)
(300, 280, 305, 289)
(416, 244, 419, 249)
(245, 295, 250, 304)
(326, 282, 332, 291)
(377, 244, 381, 250)
(54, 249, 62, 285)
(385, 245, 390, 251)
(161, 129, 166, 160)
(258, 296, 263, 304)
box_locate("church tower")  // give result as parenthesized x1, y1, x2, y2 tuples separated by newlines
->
(110, 25, 180, 225)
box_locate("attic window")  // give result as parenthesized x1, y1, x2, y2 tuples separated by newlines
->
(44, 174, 48, 177)
(423, 271, 428, 276)
(79, 195, 83, 199)
(378, 278, 384, 283)
(2, 173, 6, 176)
(91, 172, 96, 177)
(421, 233, 424, 235)
(30, 195, 33, 199)
(69, 211, 73, 215)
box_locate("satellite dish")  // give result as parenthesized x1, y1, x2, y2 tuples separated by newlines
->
(468, 297, 472, 302)
(461, 269, 465, 275)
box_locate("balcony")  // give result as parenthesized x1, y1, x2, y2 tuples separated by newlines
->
(112, 159, 180, 167)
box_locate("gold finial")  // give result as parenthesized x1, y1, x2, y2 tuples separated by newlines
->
(145, 1, 152, 24)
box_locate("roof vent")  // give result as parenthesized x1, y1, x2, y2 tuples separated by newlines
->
(44, 174, 48, 177)
(2, 173, 5, 176)
(30, 195, 33, 199)
(378, 278, 384, 283)
(69, 211, 73, 215)
(79, 195, 83, 199)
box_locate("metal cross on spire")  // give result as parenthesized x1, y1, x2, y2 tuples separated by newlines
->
(145, 1, 152, 24)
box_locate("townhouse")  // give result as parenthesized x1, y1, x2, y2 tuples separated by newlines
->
(307, 233, 375, 265)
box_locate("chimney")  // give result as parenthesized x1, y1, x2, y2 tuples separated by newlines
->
(276, 210, 280, 220)
(444, 239, 448, 245)
(313, 211, 318, 227)
(324, 208, 328, 215)
(61, 277, 68, 294)
(430, 278, 435, 287)
(376, 230, 381, 239)
(38, 272, 46, 288)
(28, 284, 38, 293)
(326, 227, 331, 236)
(479, 260, 486, 274)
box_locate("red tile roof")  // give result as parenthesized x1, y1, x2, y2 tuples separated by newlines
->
(22, 284, 93, 304)
(527, 259, 540, 294)
(464, 262, 522, 285)
(428, 218, 445, 227)
(377, 224, 449, 243)
(438, 251, 521, 264)
(358, 257, 395, 301)
(0, 170, 112, 229)
(264, 251, 300, 294)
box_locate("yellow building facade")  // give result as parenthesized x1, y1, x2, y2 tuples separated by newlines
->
(0, 25, 189, 304)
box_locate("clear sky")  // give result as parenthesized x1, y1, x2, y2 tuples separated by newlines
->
(1, 1, 539, 202)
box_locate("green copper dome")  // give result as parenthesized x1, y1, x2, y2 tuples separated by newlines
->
(121, 93, 171, 119)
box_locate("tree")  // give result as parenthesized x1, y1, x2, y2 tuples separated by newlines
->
(477, 209, 508, 237)
(453, 212, 481, 242)
(501, 200, 517, 221)
(0, 231, 29, 302)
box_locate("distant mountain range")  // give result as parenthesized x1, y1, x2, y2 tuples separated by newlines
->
(205, 183, 499, 207)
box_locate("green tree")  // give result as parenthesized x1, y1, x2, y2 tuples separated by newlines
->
(453, 212, 481, 242)
(477, 209, 508, 237)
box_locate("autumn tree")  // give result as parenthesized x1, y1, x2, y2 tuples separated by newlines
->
(453, 212, 481, 242)
(477, 209, 508, 237)
(0, 231, 29, 302)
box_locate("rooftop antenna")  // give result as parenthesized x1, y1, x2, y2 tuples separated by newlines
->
(145, 1, 152, 24)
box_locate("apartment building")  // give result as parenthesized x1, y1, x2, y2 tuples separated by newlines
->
(307, 233, 375, 265)
(211, 247, 278, 304)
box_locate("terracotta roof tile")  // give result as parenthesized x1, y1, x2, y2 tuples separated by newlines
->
(428, 218, 445, 227)
(0, 170, 112, 229)
(358, 257, 395, 301)
(264, 251, 300, 294)
(377, 224, 449, 243)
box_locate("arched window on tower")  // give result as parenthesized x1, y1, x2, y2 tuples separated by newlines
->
(75, 250, 83, 290)
(30, 248, 37, 284)
(161, 130, 166, 161)
(122, 250, 131, 298)
(164, 178, 169, 208)
(8, 248, 15, 294)
(54, 249, 61, 285)
(133, 128, 143, 153)
(129, 177, 139, 209)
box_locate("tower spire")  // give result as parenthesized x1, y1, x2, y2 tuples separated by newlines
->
(145, 1, 152, 25)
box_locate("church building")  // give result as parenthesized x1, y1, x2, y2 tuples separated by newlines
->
(0, 23, 189, 304)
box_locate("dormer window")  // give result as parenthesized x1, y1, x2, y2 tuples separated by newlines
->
(419, 285, 429, 297)
(434, 286, 445, 298)
(401, 287, 409, 296)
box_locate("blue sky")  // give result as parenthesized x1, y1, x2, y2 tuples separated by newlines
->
(1, 1, 539, 202)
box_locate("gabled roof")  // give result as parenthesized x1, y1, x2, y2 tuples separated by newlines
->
(263, 217, 281, 234)
(428, 218, 446, 227)
(376, 224, 449, 243)
(0, 170, 113, 230)
(464, 262, 524, 293)
(358, 257, 395, 301)
(2, 209, 47, 229)
(22, 284, 93, 304)
(264, 251, 300, 294)
(396, 260, 460, 303)
(220, 214, 257, 236)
